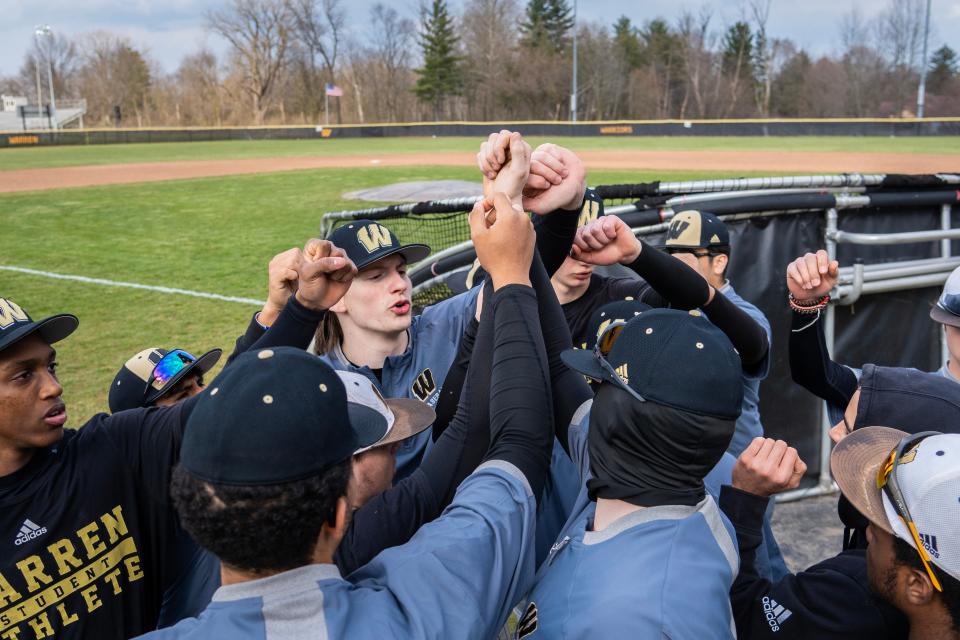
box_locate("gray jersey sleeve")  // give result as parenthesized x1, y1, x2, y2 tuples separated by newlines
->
(348, 461, 538, 639)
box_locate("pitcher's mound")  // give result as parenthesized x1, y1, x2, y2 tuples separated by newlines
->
(344, 180, 482, 202)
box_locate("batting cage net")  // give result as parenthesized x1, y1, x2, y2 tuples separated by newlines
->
(322, 172, 960, 497)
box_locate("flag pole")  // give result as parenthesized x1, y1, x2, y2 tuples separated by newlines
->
(324, 87, 329, 126)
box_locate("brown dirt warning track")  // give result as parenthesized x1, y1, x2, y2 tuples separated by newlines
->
(1, 149, 958, 193)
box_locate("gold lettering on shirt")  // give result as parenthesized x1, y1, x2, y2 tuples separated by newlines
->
(0, 506, 145, 638)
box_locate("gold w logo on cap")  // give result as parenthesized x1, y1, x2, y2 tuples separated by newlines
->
(615, 363, 629, 384)
(357, 223, 394, 253)
(0, 298, 28, 330)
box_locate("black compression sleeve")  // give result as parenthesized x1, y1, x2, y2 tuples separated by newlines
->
(789, 310, 858, 409)
(625, 239, 711, 310)
(431, 315, 480, 442)
(484, 285, 554, 502)
(534, 208, 580, 277)
(702, 290, 769, 368)
(226, 313, 267, 366)
(419, 289, 494, 507)
(226, 296, 324, 367)
(528, 252, 593, 452)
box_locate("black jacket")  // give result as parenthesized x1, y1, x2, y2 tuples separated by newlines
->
(721, 486, 908, 640)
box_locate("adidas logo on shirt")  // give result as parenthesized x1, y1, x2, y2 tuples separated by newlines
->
(761, 596, 792, 632)
(14, 519, 48, 546)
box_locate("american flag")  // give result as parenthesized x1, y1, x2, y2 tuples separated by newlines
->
(325, 83, 343, 97)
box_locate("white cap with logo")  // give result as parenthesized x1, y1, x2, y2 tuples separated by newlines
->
(881, 433, 960, 581)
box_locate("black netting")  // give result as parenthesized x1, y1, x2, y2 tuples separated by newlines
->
(322, 175, 959, 480)
(327, 211, 471, 256)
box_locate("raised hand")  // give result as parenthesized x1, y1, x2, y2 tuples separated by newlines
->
(478, 131, 531, 209)
(570, 215, 641, 266)
(786, 250, 839, 302)
(522, 143, 587, 215)
(732, 437, 807, 498)
(259, 247, 303, 327)
(294, 239, 357, 311)
(469, 193, 534, 290)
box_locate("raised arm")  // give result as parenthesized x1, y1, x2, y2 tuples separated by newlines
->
(226, 242, 356, 364)
(720, 437, 906, 638)
(786, 251, 858, 412)
(348, 192, 553, 639)
(572, 215, 769, 367)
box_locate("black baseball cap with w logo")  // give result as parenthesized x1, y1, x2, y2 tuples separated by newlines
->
(0, 297, 78, 354)
(663, 210, 730, 251)
(327, 219, 431, 270)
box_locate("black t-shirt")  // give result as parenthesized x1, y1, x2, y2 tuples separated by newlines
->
(0, 400, 192, 640)
(562, 274, 656, 348)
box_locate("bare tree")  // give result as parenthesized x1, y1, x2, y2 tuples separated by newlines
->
(20, 31, 78, 104)
(206, 0, 293, 124)
(461, 0, 520, 120)
(677, 8, 716, 118)
(370, 3, 417, 121)
(877, 0, 926, 114)
(288, 0, 346, 122)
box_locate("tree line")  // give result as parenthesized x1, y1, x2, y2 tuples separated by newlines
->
(1, 0, 958, 128)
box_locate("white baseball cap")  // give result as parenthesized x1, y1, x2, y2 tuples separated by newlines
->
(832, 427, 960, 582)
(336, 371, 436, 455)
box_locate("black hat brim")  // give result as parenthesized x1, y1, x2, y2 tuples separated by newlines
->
(356, 244, 431, 270)
(0, 314, 79, 353)
(347, 402, 390, 450)
(561, 348, 613, 383)
(144, 348, 223, 404)
(931, 303, 960, 328)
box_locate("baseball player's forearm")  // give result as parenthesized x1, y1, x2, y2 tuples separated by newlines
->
(421, 294, 495, 508)
(702, 290, 770, 367)
(528, 249, 592, 452)
(484, 285, 554, 502)
(431, 300, 484, 442)
(225, 312, 267, 366)
(788, 310, 858, 409)
(534, 204, 581, 277)
(224, 296, 324, 367)
(625, 238, 712, 310)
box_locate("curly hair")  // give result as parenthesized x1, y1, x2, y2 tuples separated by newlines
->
(894, 535, 960, 633)
(171, 460, 352, 574)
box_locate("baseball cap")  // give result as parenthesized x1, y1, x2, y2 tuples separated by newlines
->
(930, 265, 960, 328)
(581, 299, 651, 350)
(327, 219, 431, 271)
(337, 371, 435, 454)
(832, 427, 960, 582)
(0, 297, 78, 354)
(108, 347, 222, 413)
(663, 210, 730, 251)
(181, 347, 368, 486)
(562, 308, 743, 419)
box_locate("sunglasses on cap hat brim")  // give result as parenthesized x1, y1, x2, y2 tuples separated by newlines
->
(560, 321, 647, 404)
(144, 348, 222, 404)
(832, 426, 943, 591)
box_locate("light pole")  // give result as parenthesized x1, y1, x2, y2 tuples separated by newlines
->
(570, 0, 578, 123)
(35, 25, 57, 128)
(916, 0, 932, 118)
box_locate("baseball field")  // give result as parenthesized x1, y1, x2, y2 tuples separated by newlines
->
(2, 134, 959, 424)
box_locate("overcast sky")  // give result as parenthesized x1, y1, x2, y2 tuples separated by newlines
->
(2, 0, 960, 78)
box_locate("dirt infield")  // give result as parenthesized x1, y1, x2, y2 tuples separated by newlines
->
(2, 149, 959, 193)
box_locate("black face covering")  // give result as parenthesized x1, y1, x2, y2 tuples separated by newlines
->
(586, 383, 736, 507)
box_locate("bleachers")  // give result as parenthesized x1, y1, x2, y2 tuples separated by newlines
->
(0, 100, 86, 132)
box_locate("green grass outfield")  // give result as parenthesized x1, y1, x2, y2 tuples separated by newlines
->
(1, 164, 745, 423)
(2, 135, 959, 170)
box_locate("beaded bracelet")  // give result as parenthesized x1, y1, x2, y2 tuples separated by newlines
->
(789, 293, 830, 313)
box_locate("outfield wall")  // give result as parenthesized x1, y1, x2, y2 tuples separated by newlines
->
(3, 117, 960, 148)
